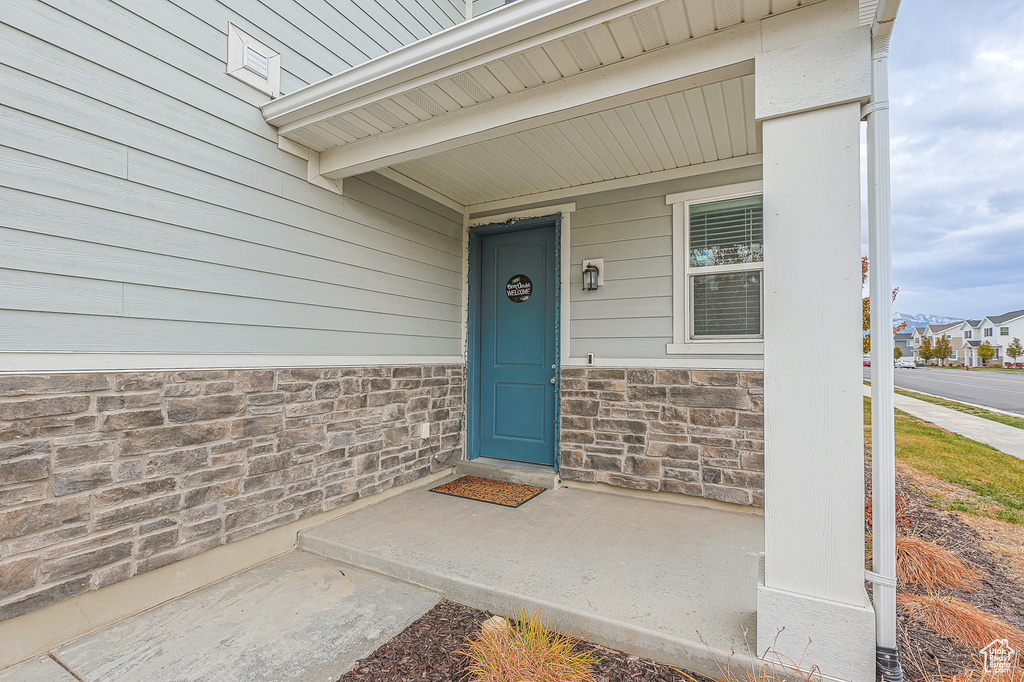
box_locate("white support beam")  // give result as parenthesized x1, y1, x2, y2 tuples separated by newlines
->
(755, 25, 872, 121)
(758, 100, 876, 682)
(314, 26, 759, 179)
(375, 168, 466, 213)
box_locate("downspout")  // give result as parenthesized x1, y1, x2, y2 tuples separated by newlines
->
(866, 1, 903, 681)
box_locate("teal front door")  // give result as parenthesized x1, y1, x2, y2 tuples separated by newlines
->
(469, 219, 558, 466)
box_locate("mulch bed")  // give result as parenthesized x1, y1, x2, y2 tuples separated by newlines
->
(893, 471, 1024, 681)
(338, 599, 707, 682)
(866, 447, 1024, 681)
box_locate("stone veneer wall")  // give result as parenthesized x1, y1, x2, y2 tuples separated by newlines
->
(0, 365, 463, 621)
(559, 368, 764, 506)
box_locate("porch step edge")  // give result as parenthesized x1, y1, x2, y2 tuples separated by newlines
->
(455, 458, 560, 489)
(296, 534, 756, 681)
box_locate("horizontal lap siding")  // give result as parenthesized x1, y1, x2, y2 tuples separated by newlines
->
(0, 0, 464, 357)
(568, 167, 761, 359)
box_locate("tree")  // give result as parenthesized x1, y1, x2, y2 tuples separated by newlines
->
(933, 336, 952, 366)
(894, 345, 903, 360)
(978, 341, 996, 366)
(919, 337, 933, 363)
(1008, 338, 1023, 365)
(862, 257, 907, 353)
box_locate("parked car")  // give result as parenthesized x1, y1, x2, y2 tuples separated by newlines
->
(895, 358, 915, 369)
(863, 354, 871, 367)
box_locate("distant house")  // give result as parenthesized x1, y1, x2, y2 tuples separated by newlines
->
(894, 332, 913, 359)
(971, 309, 1024, 366)
(910, 326, 928, 360)
(906, 311, 1024, 367)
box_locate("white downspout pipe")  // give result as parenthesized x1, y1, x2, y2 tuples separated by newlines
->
(867, 1, 902, 680)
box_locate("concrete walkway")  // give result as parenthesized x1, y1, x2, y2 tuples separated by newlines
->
(0, 552, 439, 682)
(299, 479, 765, 680)
(865, 385, 1024, 460)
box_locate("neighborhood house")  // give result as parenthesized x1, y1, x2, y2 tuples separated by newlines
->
(910, 309, 1024, 366)
(0, 0, 904, 680)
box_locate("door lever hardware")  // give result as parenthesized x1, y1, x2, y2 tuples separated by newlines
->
(549, 377, 556, 385)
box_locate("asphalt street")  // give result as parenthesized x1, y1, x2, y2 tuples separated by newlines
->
(863, 366, 1024, 415)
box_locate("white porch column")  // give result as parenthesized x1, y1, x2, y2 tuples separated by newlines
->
(755, 22, 876, 682)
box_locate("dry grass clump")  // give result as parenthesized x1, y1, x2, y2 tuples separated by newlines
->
(461, 610, 601, 682)
(896, 536, 984, 591)
(898, 594, 1024, 652)
(692, 630, 822, 682)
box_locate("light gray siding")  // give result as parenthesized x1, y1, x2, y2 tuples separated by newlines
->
(0, 0, 464, 356)
(568, 167, 761, 359)
(472, 0, 505, 18)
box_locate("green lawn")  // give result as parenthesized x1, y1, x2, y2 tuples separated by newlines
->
(865, 397, 1024, 524)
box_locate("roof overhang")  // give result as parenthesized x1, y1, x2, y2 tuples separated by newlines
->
(262, 0, 831, 210)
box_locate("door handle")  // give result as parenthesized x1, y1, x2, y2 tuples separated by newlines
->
(550, 377, 556, 385)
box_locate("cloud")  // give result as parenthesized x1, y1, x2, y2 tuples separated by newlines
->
(880, 0, 1024, 319)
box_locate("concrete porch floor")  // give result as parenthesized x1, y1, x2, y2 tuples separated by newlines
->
(0, 480, 764, 682)
(300, 478, 765, 679)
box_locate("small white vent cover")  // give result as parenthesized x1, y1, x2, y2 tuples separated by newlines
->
(242, 43, 270, 79)
(226, 24, 281, 98)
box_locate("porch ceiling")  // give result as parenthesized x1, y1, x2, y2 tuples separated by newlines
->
(387, 74, 759, 207)
(263, 0, 810, 207)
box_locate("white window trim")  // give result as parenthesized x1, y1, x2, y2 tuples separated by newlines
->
(666, 181, 764, 356)
(227, 24, 281, 98)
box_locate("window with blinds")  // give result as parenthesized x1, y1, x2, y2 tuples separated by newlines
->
(688, 195, 763, 268)
(692, 272, 762, 337)
(686, 194, 763, 339)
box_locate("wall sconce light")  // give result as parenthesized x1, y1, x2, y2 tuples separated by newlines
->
(582, 258, 604, 291)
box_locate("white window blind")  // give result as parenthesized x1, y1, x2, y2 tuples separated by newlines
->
(689, 195, 763, 267)
(687, 194, 763, 338)
(692, 271, 762, 337)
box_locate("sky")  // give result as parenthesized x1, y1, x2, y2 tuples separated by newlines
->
(873, 0, 1024, 320)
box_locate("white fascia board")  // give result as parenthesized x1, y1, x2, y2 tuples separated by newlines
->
(261, 0, 668, 128)
(317, 32, 758, 178)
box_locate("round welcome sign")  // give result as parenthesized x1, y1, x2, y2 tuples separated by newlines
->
(505, 274, 533, 303)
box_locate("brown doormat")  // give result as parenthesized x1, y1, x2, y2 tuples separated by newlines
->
(429, 475, 545, 508)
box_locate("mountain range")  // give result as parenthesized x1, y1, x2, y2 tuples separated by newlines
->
(893, 312, 961, 330)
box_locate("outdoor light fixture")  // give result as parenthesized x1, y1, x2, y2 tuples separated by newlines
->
(581, 259, 604, 291)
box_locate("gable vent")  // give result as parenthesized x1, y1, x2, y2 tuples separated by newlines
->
(242, 43, 270, 79)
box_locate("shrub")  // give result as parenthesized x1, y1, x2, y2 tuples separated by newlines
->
(462, 610, 601, 682)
